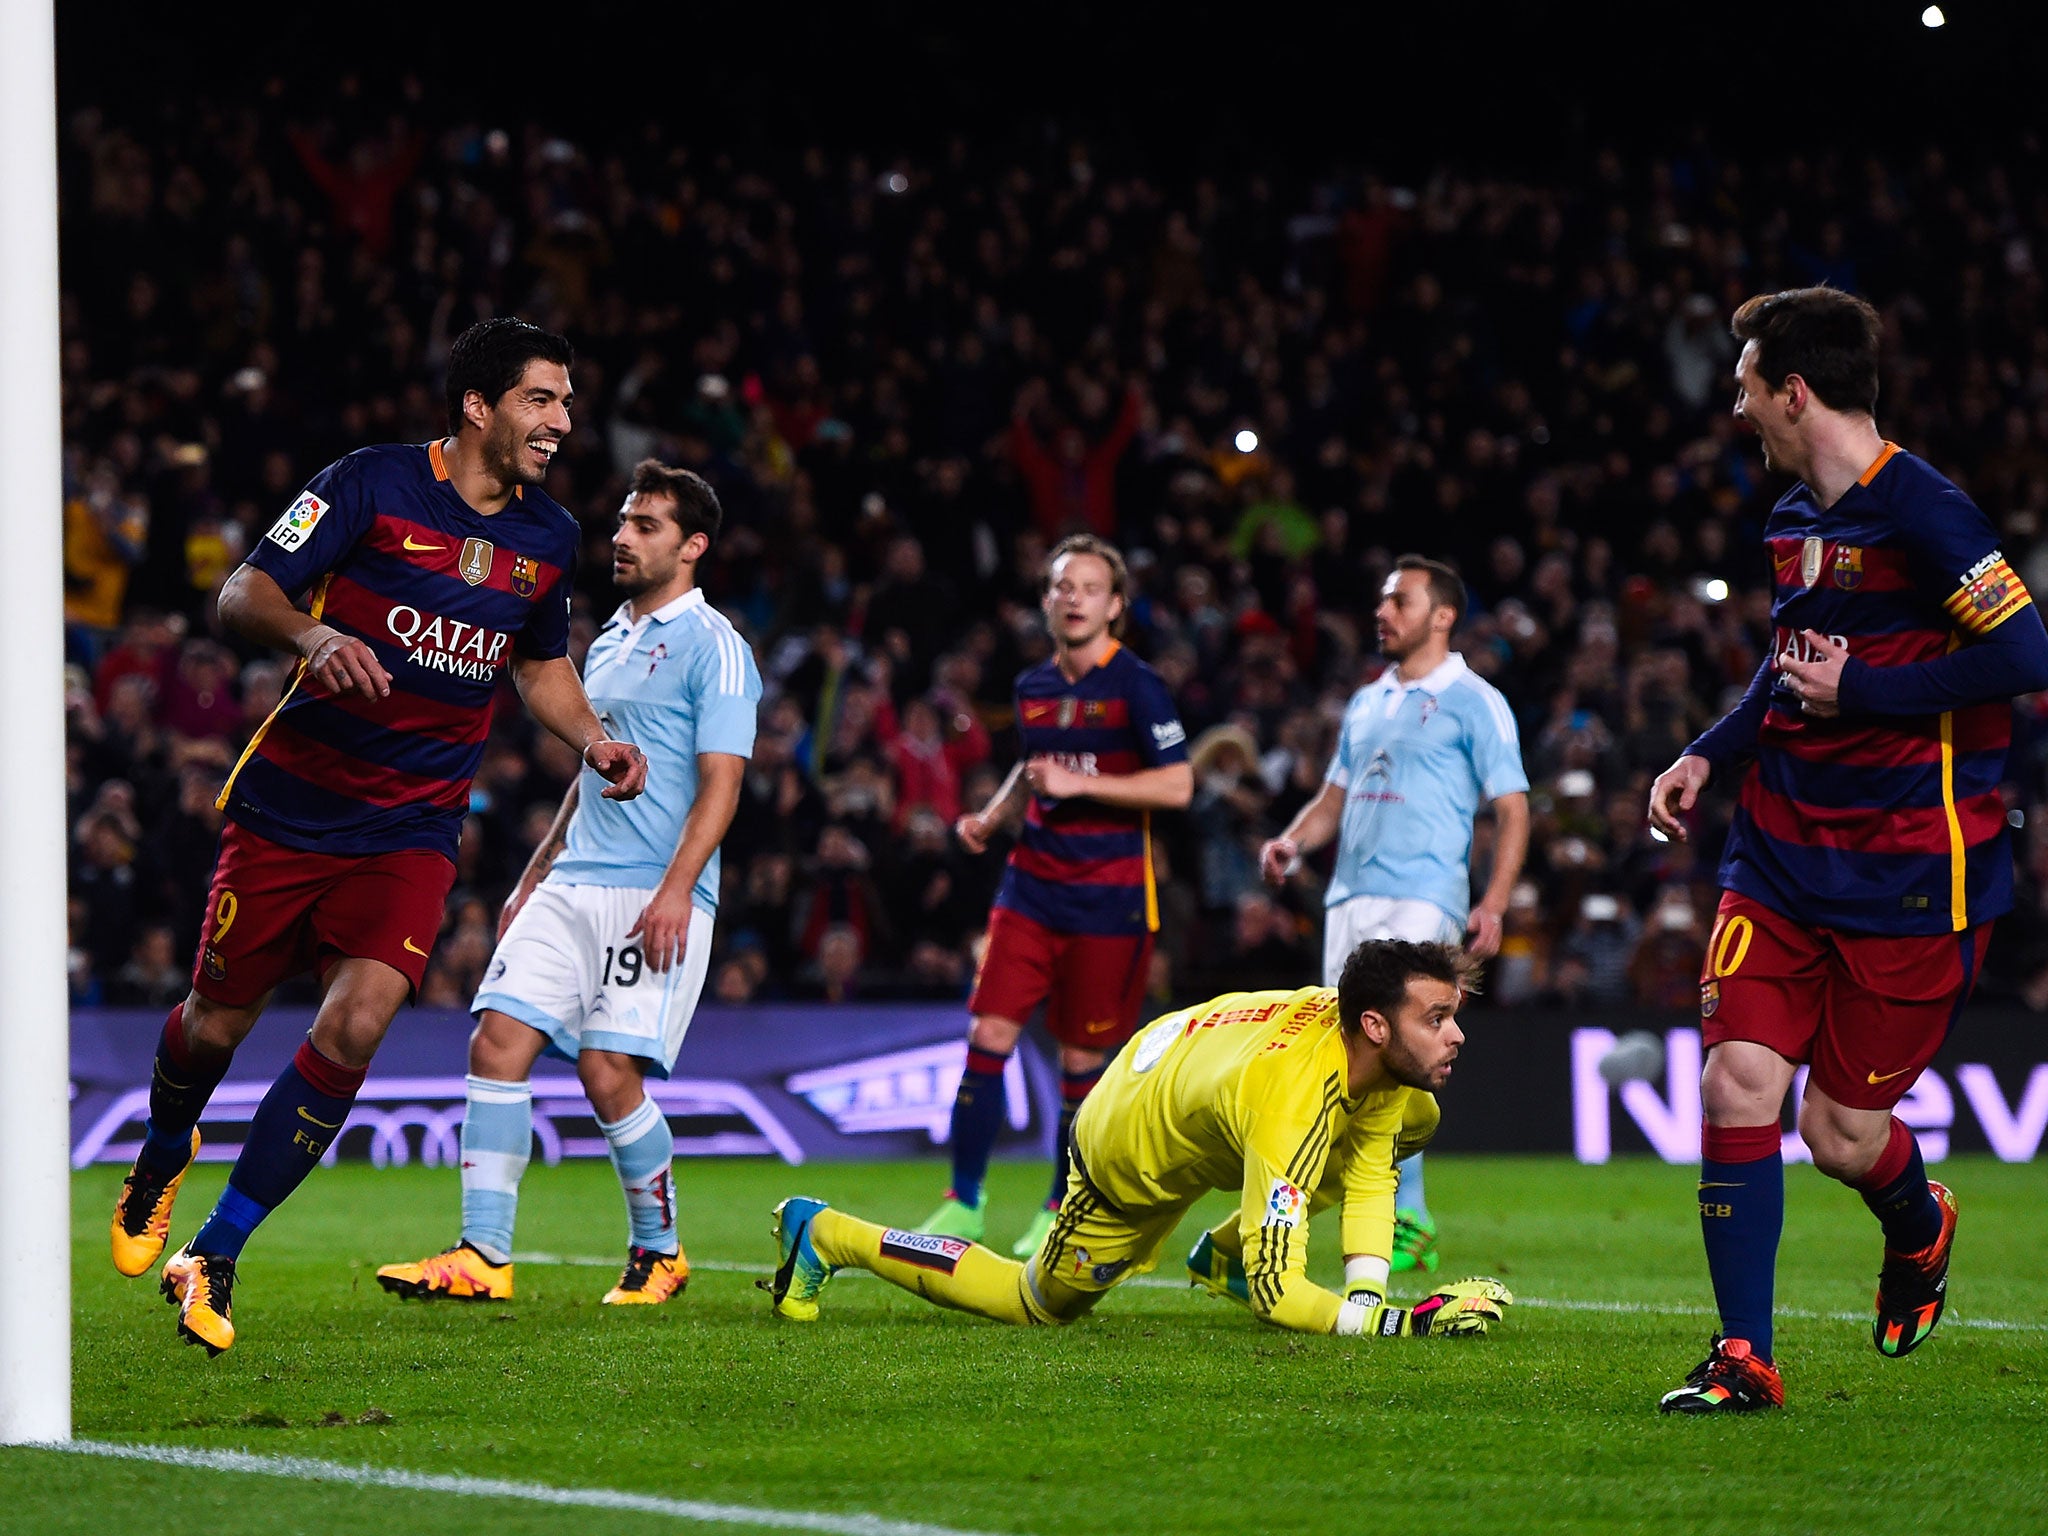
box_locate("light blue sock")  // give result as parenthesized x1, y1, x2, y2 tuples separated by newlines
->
(1395, 1153, 1428, 1217)
(459, 1076, 532, 1265)
(600, 1096, 677, 1255)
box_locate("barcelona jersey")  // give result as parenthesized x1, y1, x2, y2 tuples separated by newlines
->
(220, 440, 577, 860)
(1715, 443, 2038, 935)
(992, 643, 1187, 937)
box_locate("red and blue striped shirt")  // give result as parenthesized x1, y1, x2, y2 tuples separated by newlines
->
(219, 440, 577, 860)
(1690, 443, 2048, 935)
(994, 643, 1188, 937)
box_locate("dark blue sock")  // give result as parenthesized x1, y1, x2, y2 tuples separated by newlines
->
(946, 1046, 1011, 1207)
(192, 1039, 364, 1260)
(1044, 1062, 1104, 1209)
(1856, 1118, 1944, 1253)
(1699, 1122, 1784, 1362)
(139, 1002, 234, 1177)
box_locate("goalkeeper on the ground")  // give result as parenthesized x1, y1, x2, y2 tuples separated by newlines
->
(765, 939, 1512, 1339)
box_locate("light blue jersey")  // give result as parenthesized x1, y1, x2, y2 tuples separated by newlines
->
(549, 587, 761, 910)
(1324, 653, 1528, 926)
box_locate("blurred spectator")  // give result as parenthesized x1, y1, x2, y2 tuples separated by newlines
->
(111, 923, 187, 1007)
(1558, 893, 1642, 1007)
(54, 98, 2048, 1007)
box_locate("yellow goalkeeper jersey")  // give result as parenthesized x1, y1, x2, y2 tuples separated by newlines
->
(1072, 985, 1430, 1335)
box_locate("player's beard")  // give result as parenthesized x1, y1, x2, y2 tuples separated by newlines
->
(486, 416, 548, 486)
(614, 550, 676, 598)
(1381, 1023, 1453, 1092)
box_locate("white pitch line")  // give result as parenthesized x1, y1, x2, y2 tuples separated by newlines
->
(513, 1252, 2048, 1333)
(44, 1440, 1013, 1536)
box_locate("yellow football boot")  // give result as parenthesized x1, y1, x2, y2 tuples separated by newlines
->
(375, 1242, 514, 1301)
(111, 1130, 200, 1277)
(161, 1243, 236, 1355)
(602, 1244, 690, 1305)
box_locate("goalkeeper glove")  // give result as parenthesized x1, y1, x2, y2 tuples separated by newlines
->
(1345, 1276, 1514, 1338)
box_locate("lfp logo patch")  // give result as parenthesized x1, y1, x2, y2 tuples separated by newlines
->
(1264, 1178, 1307, 1229)
(264, 490, 328, 552)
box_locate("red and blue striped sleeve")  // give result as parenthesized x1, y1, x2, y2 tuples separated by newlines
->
(1688, 661, 1774, 780)
(1126, 659, 1188, 766)
(1836, 485, 2048, 715)
(244, 454, 374, 600)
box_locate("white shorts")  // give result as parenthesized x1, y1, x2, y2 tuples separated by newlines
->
(472, 882, 715, 1077)
(1321, 894, 1463, 987)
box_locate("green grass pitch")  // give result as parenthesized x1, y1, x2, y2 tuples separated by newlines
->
(4, 1155, 2044, 1534)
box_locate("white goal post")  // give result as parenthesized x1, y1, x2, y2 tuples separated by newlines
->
(0, 0, 72, 1445)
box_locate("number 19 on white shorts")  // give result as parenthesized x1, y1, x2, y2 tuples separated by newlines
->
(472, 882, 715, 1075)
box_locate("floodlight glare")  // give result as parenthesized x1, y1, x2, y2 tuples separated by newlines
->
(1234, 429, 1259, 452)
(1921, 5, 1945, 25)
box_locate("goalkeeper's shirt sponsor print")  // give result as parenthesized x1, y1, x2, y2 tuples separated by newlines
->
(1075, 985, 1426, 1335)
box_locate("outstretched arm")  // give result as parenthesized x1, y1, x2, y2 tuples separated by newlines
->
(1022, 758, 1193, 810)
(509, 654, 647, 800)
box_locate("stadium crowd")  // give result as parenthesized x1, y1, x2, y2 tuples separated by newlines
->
(56, 85, 2048, 1013)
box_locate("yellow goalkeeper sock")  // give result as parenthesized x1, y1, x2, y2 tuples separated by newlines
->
(810, 1208, 1044, 1324)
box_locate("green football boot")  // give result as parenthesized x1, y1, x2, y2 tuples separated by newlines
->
(1011, 1206, 1058, 1259)
(917, 1193, 986, 1243)
(1186, 1229, 1250, 1307)
(1389, 1207, 1440, 1275)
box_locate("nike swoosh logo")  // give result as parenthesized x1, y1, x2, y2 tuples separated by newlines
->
(402, 535, 445, 552)
(402, 937, 431, 958)
(1697, 1181, 1745, 1190)
(296, 1107, 344, 1130)
(1867, 1067, 1913, 1085)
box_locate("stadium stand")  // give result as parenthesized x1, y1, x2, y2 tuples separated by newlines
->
(56, 95, 2048, 1012)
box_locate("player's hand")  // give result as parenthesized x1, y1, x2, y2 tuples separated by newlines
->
(1023, 755, 1081, 800)
(585, 738, 648, 800)
(1646, 754, 1711, 841)
(301, 625, 390, 701)
(1465, 900, 1506, 960)
(628, 882, 693, 973)
(954, 811, 994, 854)
(1407, 1276, 1514, 1338)
(1259, 836, 1300, 885)
(1778, 629, 1848, 718)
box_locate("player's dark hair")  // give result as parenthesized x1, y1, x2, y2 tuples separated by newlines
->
(1335, 939, 1478, 1039)
(1044, 533, 1131, 639)
(629, 459, 723, 548)
(445, 318, 575, 432)
(1729, 286, 1882, 415)
(1394, 554, 1466, 626)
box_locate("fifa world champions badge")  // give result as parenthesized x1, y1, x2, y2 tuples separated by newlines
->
(1800, 535, 1824, 589)
(460, 537, 494, 586)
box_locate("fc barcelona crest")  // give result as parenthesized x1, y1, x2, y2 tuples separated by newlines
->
(510, 554, 539, 598)
(1057, 698, 1078, 729)
(459, 537, 494, 586)
(1799, 536, 1823, 590)
(1833, 545, 1864, 590)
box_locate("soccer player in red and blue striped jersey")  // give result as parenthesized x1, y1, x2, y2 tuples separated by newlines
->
(111, 319, 649, 1354)
(922, 535, 1192, 1258)
(1649, 288, 2048, 1413)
